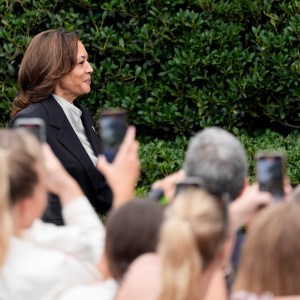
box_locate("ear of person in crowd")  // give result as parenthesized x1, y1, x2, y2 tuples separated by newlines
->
(96, 126, 140, 208)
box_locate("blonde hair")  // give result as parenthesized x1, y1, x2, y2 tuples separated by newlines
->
(0, 150, 12, 267)
(0, 129, 43, 206)
(233, 202, 300, 296)
(158, 188, 229, 300)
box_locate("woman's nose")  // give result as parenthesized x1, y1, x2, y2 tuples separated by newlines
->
(86, 61, 93, 73)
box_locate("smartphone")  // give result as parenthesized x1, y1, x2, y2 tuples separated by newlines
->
(256, 152, 285, 201)
(99, 108, 127, 162)
(175, 177, 203, 197)
(13, 117, 46, 143)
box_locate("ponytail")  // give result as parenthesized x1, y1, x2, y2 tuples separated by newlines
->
(158, 188, 228, 300)
(158, 216, 202, 300)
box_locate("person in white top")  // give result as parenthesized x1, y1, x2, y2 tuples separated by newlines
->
(0, 126, 140, 300)
(58, 198, 164, 300)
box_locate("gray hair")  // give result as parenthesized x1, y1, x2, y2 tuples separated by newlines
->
(183, 127, 248, 201)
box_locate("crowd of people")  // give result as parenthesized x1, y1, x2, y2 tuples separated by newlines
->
(0, 28, 300, 300)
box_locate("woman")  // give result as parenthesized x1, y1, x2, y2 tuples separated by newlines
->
(9, 29, 112, 225)
(0, 129, 103, 300)
(116, 187, 230, 300)
(58, 198, 164, 300)
(232, 201, 300, 299)
(0, 127, 140, 300)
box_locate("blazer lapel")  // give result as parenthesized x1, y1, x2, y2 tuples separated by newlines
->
(41, 96, 100, 191)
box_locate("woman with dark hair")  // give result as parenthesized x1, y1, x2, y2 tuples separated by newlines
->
(9, 29, 112, 225)
(58, 198, 164, 300)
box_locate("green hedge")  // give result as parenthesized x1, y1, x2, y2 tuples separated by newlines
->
(0, 0, 300, 133)
(138, 129, 300, 192)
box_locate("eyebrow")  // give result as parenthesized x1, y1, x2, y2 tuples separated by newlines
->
(77, 55, 89, 60)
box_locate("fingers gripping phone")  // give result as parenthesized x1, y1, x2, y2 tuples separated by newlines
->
(13, 117, 46, 143)
(99, 108, 127, 163)
(256, 152, 285, 201)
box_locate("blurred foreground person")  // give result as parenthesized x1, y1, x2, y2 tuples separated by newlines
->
(0, 129, 103, 300)
(152, 127, 272, 297)
(232, 200, 300, 299)
(0, 127, 140, 300)
(58, 198, 163, 300)
(116, 187, 231, 300)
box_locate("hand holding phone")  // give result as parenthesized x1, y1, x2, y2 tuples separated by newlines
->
(256, 152, 285, 201)
(13, 117, 46, 143)
(99, 108, 127, 163)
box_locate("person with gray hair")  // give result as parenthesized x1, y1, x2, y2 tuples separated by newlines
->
(151, 126, 272, 299)
(184, 127, 248, 201)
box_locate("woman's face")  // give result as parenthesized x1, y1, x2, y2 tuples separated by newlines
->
(54, 41, 93, 102)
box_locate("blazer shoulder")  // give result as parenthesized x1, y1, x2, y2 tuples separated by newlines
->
(8, 102, 47, 128)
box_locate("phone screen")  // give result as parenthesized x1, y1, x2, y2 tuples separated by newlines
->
(99, 109, 127, 162)
(13, 118, 46, 143)
(256, 155, 285, 200)
(174, 177, 203, 197)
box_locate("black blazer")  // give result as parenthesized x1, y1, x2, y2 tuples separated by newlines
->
(9, 95, 112, 225)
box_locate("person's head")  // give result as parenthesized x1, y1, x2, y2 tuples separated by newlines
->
(105, 198, 164, 282)
(158, 187, 229, 300)
(11, 28, 93, 116)
(0, 129, 47, 230)
(183, 127, 248, 201)
(233, 201, 300, 296)
(0, 150, 12, 267)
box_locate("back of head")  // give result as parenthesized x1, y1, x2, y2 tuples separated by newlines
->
(184, 127, 248, 201)
(158, 188, 229, 300)
(0, 129, 42, 207)
(233, 202, 300, 296)
(12, 29, 78, 116)
(105, 198, 164, 281)
(0, 150, 12, 267)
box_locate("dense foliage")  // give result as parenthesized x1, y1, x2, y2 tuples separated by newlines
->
(0, 0, 299, 190)
(138, 129, 300, 192)
(0, 0, 300, 133)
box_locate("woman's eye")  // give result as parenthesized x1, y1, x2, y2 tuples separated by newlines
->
(78, 61, 85, 65)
